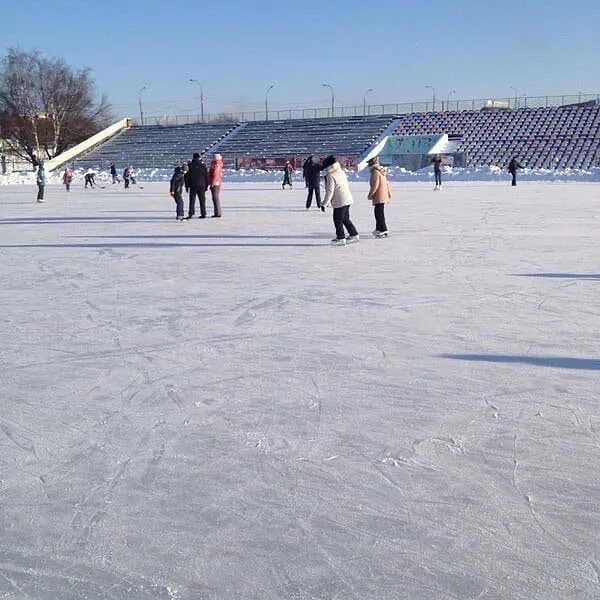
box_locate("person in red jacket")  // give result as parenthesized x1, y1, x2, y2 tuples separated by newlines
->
(208, 153, 223, 217)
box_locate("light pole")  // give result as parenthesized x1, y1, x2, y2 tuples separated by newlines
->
(363, 88, 373, 116)
(265, 84, 275, 121)
(446, 90, 456, 111)
(139, 85, 147, 125)
(510, 86, 518, 109)
(189, 79, 204, 123)
(425, 85, 436, 111)
(323, 83, 334, 118)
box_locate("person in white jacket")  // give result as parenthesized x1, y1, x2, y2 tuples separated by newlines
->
(321, 155, 359, 246)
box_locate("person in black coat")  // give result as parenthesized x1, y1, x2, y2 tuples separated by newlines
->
(304, 156, 322, 209)
(170, 166, 185, 221)
(508, 157, 523, 186)
(109, 162, 120, 184)
(185, 153, 209, 218)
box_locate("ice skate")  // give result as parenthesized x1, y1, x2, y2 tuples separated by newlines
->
(331, 237, 346, 246)
(373, 230, 388, 238)
(346, 234, 360, 244)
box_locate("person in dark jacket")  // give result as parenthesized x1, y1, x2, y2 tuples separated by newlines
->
(302, 157, 311, 188)
(109, 162, 120, 184)
(170, 166, 185, 221)
(282, 160, 294, 189)
(84, 170, 96, 188)
(123, 166, 131, 189)
(508, 157, 523, 186)
(185, 153, 209, 218)
(432, 155, 443, 190)
(304, 156, 322, 209)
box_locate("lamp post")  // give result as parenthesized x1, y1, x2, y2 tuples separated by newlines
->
(425, 85, 436, 111)
(446, 90, 456, 111)
(323, 83, 335, 118)
(510, 86, 518, 109)
(189, 79, 204, 123)
(265, 84, 275, 121)
(139, 86, 147, 125)
(363, 88, 373, 116)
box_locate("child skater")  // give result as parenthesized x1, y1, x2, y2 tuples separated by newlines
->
(170, 166, 185, 221)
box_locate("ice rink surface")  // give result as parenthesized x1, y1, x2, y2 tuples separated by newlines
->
(1, 181, 599, 599)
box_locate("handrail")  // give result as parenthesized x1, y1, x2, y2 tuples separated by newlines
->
(130, 93, 600, 127)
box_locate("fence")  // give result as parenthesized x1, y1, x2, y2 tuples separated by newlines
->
(134, 93, 600, 127)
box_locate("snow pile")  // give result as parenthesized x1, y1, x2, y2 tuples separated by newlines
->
(2, 165, 599, 185)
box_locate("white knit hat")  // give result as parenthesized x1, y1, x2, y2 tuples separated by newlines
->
(214, 153, 222, 160)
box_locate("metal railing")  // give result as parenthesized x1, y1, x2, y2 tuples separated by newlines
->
(133, 93, 600, 127)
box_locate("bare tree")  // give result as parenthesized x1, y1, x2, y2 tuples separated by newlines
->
(0, 49, 112, 165)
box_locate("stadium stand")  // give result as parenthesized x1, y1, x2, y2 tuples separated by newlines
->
(392, 105, 600, 169)
(74, 104, 600, 171)
(210, 115, 395, 163)
(74, 122, 238, 169)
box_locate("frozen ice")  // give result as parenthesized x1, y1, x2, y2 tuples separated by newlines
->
(1, 181, 599, 599)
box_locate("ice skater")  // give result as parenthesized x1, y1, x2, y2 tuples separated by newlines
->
(508, 157, 523, 186)
(321, 155, 359, 246)
(303, 156, 322, 209)
(432, 154, 443, 190)
(84, 170, 96, 188)
(282, 160, 294, 189)
(36, 162, 46, 203)
(185, 152, 209, 219)
(170, 166, 185, 221)
(123, 166, 132, 189)
(208, 153, 223, 217)
(367, 156, 391, 237)
(109, 162, 120, 184)
(62, 166, 73, 192)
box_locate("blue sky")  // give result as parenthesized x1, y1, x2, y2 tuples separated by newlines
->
(2, 0, 598, 119)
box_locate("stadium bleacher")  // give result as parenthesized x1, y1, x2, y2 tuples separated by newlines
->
(392, 105, 600, 169)
(74, 104, 600, 171)
(74, 122, 237, 170)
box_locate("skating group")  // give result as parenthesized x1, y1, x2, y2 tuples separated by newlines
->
(169, 153, 223, 221)
(170, 152, 391, 246)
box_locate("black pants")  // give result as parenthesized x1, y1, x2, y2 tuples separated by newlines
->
(511, 172, 517, 186)
(282, 174, 292, 188)
(333, 205, 358, 239)
(37, 185, 44, 200)
(306, 182, 321, 208)
(374, 203, 387, 232)
(174, 192, 184, 217)
(434, 170, 442, 186)
(124, 177, 130, 189)
(188, 187, 206, 217)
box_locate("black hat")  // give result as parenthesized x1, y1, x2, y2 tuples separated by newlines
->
(193, 152, 200, 160)
(321, 155, 336, 169)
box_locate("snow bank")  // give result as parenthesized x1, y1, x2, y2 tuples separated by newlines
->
(2, 165, 599, 185)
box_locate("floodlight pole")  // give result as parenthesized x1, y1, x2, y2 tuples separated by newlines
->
(265, 84, 275, 121)
(446, 90, 456, 111)
(323, 83, 335, 118)
(189, 79, 204, 123)
(363, 88, 373, 116)
(139, 86, 147, 125)
(510, 86, 518, 109)
(425, 85, 436, 111)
